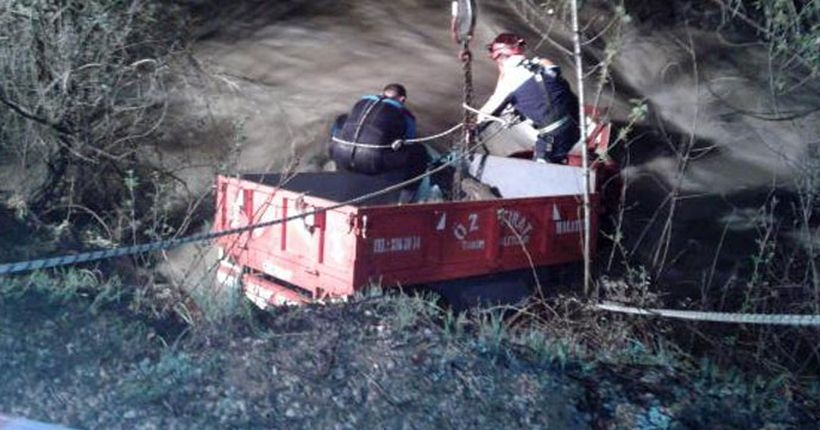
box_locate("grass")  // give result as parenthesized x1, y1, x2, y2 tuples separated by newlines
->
(1, 269, 818, 429)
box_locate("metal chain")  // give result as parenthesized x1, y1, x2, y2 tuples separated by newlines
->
(452, 41, 475, 200)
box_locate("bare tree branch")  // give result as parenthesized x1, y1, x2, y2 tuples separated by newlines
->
(0, 86, 73, 135)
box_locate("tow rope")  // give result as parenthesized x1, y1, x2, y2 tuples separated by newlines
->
(596, 301, 820, 326)
(0, 123, 483, 277)
(462, 103, 509, 126)
(331, 123, 463, 151)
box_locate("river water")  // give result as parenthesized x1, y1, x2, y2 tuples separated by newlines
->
(159, 0, 818, 293)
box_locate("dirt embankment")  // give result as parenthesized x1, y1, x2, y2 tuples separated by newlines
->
(2, 292, 814, 429)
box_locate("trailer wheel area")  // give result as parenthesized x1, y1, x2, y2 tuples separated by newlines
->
(423, 270, 534, 311)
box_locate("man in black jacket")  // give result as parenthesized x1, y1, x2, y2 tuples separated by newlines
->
(329, 83, 429, 196)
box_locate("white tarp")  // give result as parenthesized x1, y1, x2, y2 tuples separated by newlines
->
(468, 154, 594, 199)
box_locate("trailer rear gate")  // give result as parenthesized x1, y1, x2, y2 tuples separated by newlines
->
(214, 165, 596, 306)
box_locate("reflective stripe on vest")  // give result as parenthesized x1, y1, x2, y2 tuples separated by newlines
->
(523, 115, 570, 136)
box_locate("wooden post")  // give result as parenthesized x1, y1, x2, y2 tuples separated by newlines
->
(571, 0, 592, 297)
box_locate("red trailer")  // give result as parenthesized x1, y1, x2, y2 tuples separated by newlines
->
(213, 113, 614, 309)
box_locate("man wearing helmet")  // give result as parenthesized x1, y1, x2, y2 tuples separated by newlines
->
(478, 32, 580, 164)
(329, 83, 430, 201)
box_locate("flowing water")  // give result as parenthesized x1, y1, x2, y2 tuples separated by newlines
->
(159, 0, 819, 292)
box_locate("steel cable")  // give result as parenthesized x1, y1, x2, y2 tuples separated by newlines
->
(596, 301, 820, 326)
(331, 123, 463, 150)
(0, 126, 493, 276)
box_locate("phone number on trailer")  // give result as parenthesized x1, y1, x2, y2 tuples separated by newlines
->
(372, 236, 422, 254)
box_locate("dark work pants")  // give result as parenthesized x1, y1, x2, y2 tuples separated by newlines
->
(534, 123, 580, 163)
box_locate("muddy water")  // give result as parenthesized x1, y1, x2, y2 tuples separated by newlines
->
(161, 0, 818, 292)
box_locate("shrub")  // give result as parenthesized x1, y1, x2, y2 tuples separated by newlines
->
(0, 0, 188, 247)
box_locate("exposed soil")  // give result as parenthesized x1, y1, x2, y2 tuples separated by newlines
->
(1, 291, 816, 429)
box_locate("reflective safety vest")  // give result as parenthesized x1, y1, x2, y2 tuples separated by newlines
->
(513, 58, 579, 133)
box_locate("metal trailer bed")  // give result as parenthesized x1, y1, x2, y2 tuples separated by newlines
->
(213, 157, 599, 308)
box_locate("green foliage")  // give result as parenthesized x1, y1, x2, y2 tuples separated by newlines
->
(0, 267, 124, 310)
(613, 4, 632, 24)
(727, 0, 820, 80)
(474, 309, 508, 355)
(142, 171, 180, 241)
(0, 0, 188, 247)
(442, 309, 469, 340)
(518, 329, 580, 369)
(795, 143, 820, 309)
(612, 98, 648, 146)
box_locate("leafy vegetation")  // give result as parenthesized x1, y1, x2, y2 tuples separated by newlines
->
(0, 0, 818, 427)
(1, 289, 816, 428)
(0, 0, 189, 250)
